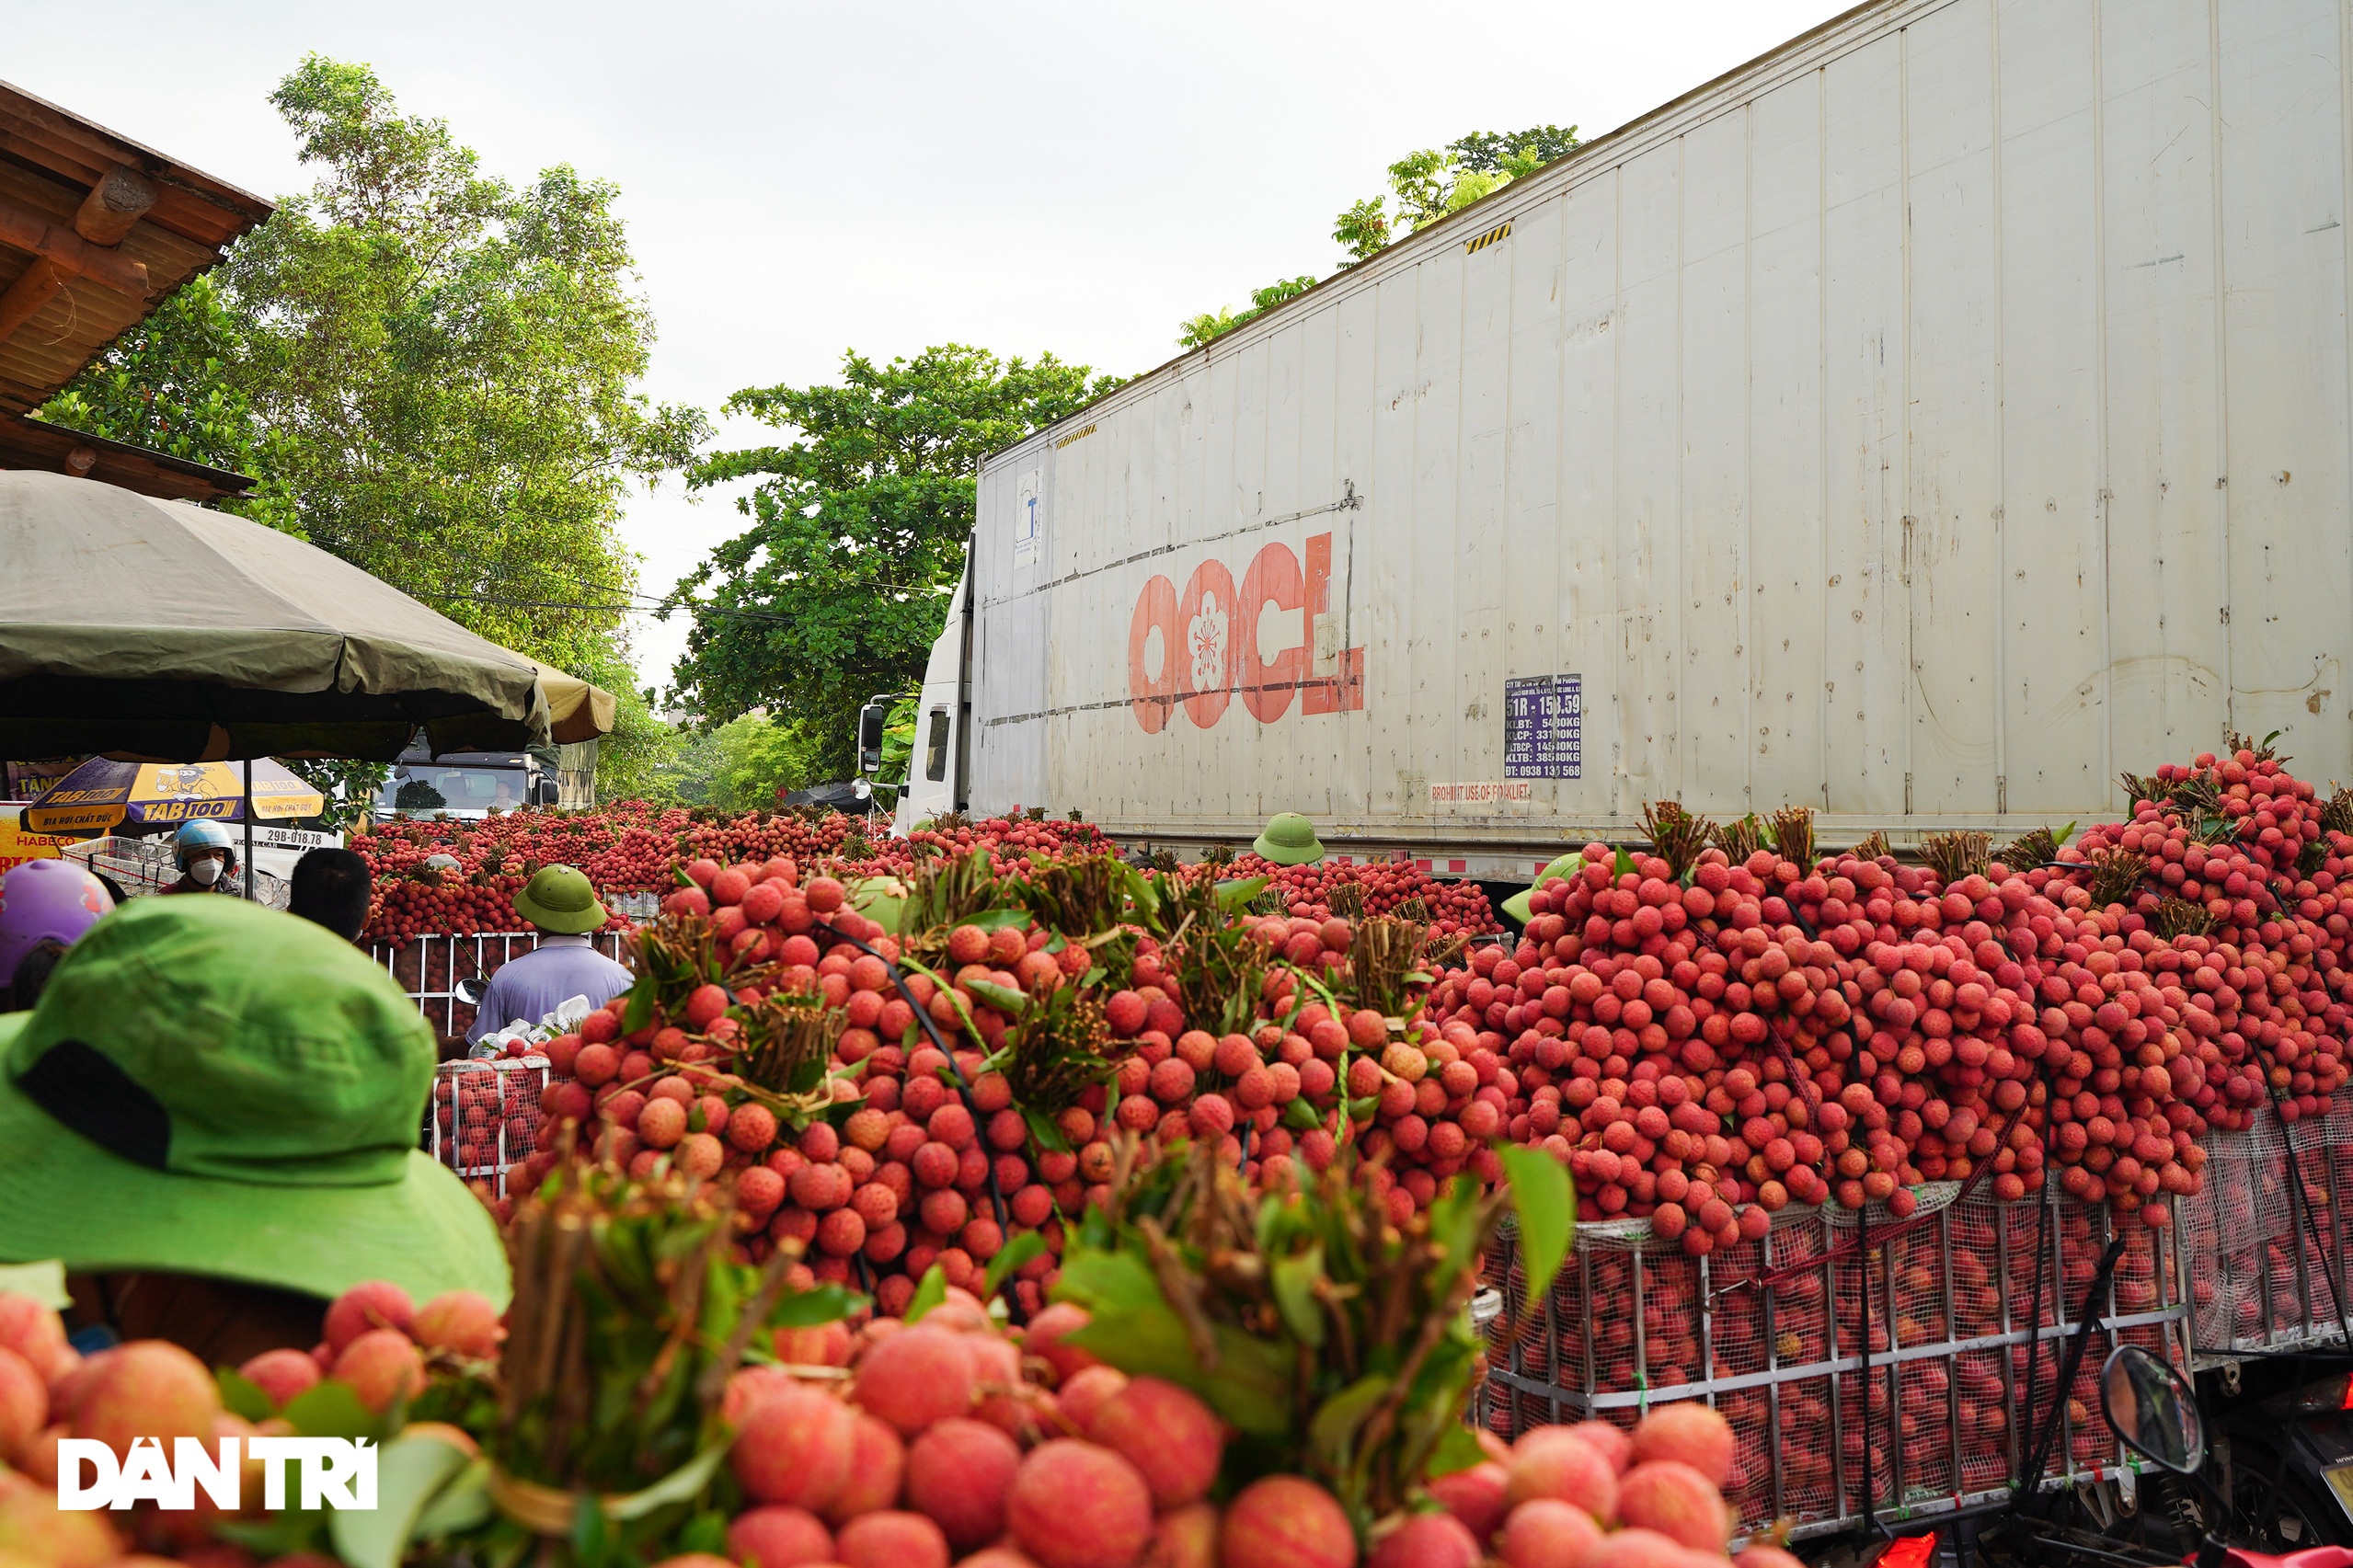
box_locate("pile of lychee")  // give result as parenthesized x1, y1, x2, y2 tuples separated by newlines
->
(663, 1290, 1788, 1568)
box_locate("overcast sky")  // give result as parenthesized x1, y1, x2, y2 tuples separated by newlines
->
(12, 0, 1847, 690)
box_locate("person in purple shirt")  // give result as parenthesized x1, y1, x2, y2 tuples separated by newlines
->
(466, 865, 633, 1044)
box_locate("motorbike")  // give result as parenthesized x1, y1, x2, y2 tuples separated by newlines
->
(2102, 1341, 2353, 1568)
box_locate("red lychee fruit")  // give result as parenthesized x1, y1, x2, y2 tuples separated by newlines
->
(1220, 1475, 1355, 1568)
(731, 1384, 855, 1512)
(1141, 1502, 1220, 1568)
(1055, 1365, 1128, 1434)
(1087, 1376, 1223, 1508)
(822, 1413, 907, 1524)
(1505, 1427, 1621, 1520)
(1005, 1439, 1154, 1568)
(836, 1510, 949, 1568)
(1561, 1419, 1635, 1474)
(1578, 1526, 1697, 1568)
(1019, 1302, 1100, 1383)
(724, 1505, 832, 1568)
(323, 1281, 414, 1353)
(1629, 1402, 1736, 1486)
(235, 1348, 319, 1410)
(410, 1291, 504, 1358)
(905, 1417, 1021, 1549)
(0, 1295, 69, 1379)
(1368, 1513, 1479, 1568)
(1499, 1499, 1606, 1568)
(1614, 1461, 1731, 1553)
(853, 1326, 976, 1436)
(333, 1329, 424, 1413)
(1425, 1461, 1509, 1543)
(0, 1347, 44, 1461)
(70, 1341, 218, 1459)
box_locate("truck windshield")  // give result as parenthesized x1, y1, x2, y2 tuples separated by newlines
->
(379, 765, 525, 813)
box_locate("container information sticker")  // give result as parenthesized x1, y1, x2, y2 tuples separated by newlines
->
(1014, 470, 1041, 567)
(1503, 674, 1582, 779)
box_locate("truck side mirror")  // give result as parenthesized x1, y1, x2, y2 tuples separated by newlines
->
(531, 776, 559, 806)
(857, 701, 889, 774)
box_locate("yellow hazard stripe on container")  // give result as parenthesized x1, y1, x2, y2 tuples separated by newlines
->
(1464, 221, 1512, 254)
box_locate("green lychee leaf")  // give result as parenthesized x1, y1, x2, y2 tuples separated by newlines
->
(905, 1264, 949, 1323)
(1498, 1144, 1575, 1307)
(981, 1230, 1048, 1301)
(215, 1368, 272, 1423)
(280, 1377, 385, 1441)
(768, 1281, 867, 1329)
(1424, 1422, 1489, 1479)
(1024, 1106, 1072, 1154)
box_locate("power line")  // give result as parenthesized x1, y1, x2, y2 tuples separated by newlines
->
(420, 589, 799, 626)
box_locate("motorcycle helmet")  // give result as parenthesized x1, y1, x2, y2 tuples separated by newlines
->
(174, 818, 240, 877)
(0, 858, 116, 990)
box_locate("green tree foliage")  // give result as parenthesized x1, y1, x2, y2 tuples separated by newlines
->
(1333, 125, 1580, 264)
(39, 275, 298, 532)
(669, 347, 1115, 775)
(1176, 275, 1319, 349)
(40, 56, 706, 797)
(225, 57, 707, 681)
(1188, 126, 1581, 349)
(650, 714, 828, 810)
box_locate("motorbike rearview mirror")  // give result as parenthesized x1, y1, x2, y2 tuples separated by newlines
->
(2100, 1344, 2205, 1474)
(454, 977, 488, 1006)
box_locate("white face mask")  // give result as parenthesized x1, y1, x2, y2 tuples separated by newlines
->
(189, 856, 224, 887)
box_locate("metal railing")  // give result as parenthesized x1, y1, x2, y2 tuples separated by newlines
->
(367, 932, 630, 1038)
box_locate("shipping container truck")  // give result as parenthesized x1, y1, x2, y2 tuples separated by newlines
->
(898, 0, 2353, 879)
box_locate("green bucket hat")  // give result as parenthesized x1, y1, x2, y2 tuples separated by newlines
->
(0, 896, 510, 1309)
(513, 864, 607, 934)
(1503, 851, 1586, 926)
(1253, 812, 1326, 866)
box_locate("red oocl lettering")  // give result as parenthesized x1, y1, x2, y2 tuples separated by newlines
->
(1124, 532, 1362, 732)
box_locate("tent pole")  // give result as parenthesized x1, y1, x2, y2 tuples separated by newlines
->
(242, 759, 256, 902)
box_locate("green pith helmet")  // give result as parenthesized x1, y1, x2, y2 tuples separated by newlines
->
(513, 864, 607, 933)
(1503, 851, 1586, 926)
(0, 895, 510, 1307)
(1253, 812, 1326, 866)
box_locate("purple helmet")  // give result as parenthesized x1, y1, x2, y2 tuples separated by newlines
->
(0, 858, 116, 990)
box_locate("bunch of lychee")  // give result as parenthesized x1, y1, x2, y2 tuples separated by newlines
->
(0, 1283, 483, 1565)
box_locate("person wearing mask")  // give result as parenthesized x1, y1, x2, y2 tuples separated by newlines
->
(289, 847, 373, 943)
(0, 859, 114, 1011)
(465, 864, 631, 1044)
(0, 896, 509, 1365)
(166, 820, 241, 897)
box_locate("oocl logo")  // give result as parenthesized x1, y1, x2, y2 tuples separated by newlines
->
(1127, 531, 1364, 733)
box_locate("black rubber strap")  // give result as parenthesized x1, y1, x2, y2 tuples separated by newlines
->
(14, 1039, 171, 1169)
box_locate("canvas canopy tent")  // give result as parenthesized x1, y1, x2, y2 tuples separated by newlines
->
(24, 756, 323, 835)
(496, 649, 616, 746)
(0, 472, 549, 762)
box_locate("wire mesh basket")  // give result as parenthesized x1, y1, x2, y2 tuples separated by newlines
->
(1477, 1180, 2192, 1541)
(425, 1055, 549, 1196)
(2177, 1103, 2353, 1353)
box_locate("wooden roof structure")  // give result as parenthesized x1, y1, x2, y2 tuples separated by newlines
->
(0, 79, 272, 502)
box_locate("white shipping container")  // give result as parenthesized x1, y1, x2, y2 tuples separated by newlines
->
(908, 0, 2353, 869)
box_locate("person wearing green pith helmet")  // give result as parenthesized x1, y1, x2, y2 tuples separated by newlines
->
(1254, 812, 1326, 866)
(0, 896, 510, 1366)
(467, 864, 631, 1045)
(1503, 851, 1587, 927)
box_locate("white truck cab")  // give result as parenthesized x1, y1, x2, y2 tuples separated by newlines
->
(890, 560, 970, 836)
